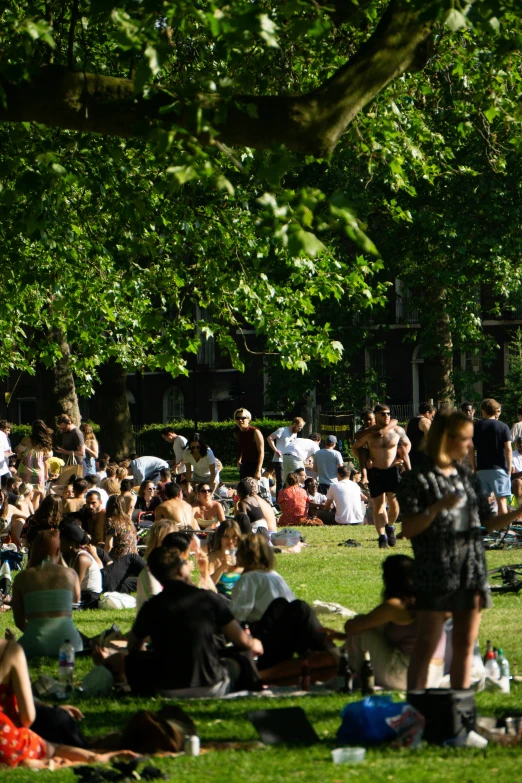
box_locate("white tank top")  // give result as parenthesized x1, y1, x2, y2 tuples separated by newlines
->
(76, 551, 103, 593)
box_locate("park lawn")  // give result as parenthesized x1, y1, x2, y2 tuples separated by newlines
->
(2, 524, 522, 782)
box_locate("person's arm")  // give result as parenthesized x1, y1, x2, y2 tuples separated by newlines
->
(344, 601, 410, 636)
(185, 459, 193, 483)
(215, 502, 226, 522)
(267, 432, 281, 458)
(324, 487, 334, 512)
(81, 543, 104, 568)
(222, 619, 263, 656)
(505, 440, 512, 476)
(396, 427, 411, 471)
(85, 441, 99, 459)
(401, 494, 462, 539)
(72, 552, 90, 586)
(10, 642, 36, 727)
(484, 506, 522, 533)
(254, 430, 264, 479)
(209, 461, 217, 490)
(71, 570, 81, 603)
(418, 417, 431, 435)
(352, 432, 369, 463)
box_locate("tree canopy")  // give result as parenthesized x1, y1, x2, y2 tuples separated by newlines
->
(0, 1, 521, 400)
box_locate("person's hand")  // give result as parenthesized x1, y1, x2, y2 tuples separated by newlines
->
(196, 550, 209, 580)
(437, 493, 461, 511)
(56, 447, 68, 455)
(319, 626, 345, 641)
(277, 450, 282, 457)
(250, 637, 264, 657)
(60, 705, 83, 720)
(254, 470, 261, 480)
(81, 543, 97, 557)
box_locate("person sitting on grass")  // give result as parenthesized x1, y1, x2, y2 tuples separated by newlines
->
(235, 478, 277, 535)
(62, 478, 89, 515)
(332, 555, 446, 690)
(304, 478, 327, 515)
(104, 495, 137, 560)
(95, 547, 263, 697)
(277, 472, 323, 526)
(208, 520, 243, 598)
(229, 534, 338, 685)
(0, 638, 136, 768)
(20, 494, 63, 550)
(135, 480, 162, 512)
(8, 530, 83, 657)
(192, 482, 226, 528)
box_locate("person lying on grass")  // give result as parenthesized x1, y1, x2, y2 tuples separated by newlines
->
(0, 637, 136, 768)
(94, 547, 263, 697)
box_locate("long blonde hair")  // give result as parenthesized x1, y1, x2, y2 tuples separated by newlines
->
(80, 422, 98, 449)
(144, 519, 178, 559)
(424, 408, 471, 466)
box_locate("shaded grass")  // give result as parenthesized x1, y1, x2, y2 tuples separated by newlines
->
(3, 524, 522, 781)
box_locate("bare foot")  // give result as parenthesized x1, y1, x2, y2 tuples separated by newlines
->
(94, 750, 140, 763)
(4, 628, 16, 641)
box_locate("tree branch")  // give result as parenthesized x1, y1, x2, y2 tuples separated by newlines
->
(0, 0, 433, 156)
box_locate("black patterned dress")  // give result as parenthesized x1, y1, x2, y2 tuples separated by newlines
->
(396, 461, 493, 611)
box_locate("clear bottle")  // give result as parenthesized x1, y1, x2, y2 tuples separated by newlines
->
(58, 639, 75, 691)
(299, 658, 311, 691)
(361, 651, 375, 695)
(225, 546, 237, 567)
(484, 651, 500, 681)
(497, 648, 510, 679)
(483, 639, 492, 664)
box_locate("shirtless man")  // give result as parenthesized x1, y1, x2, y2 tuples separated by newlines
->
(154, 482, 199, 529)
(352, 404, 411, 549)
(354, 409, 399, 484)
(85, 491, 106, 545)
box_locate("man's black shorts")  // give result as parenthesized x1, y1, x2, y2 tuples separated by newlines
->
(367, 466, 400, 499)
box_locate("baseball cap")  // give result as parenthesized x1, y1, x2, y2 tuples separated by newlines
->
(326, 435, 337, 444)
(60, 523, 87, 544)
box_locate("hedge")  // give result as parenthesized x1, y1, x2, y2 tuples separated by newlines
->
(136, 419, 290, 467)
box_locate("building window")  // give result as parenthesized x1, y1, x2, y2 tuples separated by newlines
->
(163, 387, 184, 422)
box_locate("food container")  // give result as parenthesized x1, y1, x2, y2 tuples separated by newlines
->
(331, 747, 366, 764)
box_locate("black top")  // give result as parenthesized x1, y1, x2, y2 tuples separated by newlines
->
(473, 419, 511, 471)
(134, 495, 161, 512)
(132, 580, 234, 689)
(406, 416, 425, 454)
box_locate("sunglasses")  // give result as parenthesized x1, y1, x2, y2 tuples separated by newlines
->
(377, 411, 391, 416)
(200, 488, 212, 493)
(235, 416, 248, 421)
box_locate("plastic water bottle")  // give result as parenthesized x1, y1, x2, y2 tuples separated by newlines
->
(497, 649, 510, 679)
(0, 561, 12, 596)
(58, 639, 75, 691)
(484, 651, 500, 681)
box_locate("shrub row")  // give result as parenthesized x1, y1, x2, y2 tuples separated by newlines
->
(136, 419, 290, 467)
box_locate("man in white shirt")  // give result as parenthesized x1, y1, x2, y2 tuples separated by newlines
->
(161, 427, 188, 476)
(267, 417, 305, 496)
(512, 407, 522, 444)
(0, 420, 13, 486)
(281, 433, 321, 484)
(323, 466, 364, 525)
(313, 435, 344, 494)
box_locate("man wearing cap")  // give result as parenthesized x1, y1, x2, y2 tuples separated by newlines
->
(313, 436, 344, 495)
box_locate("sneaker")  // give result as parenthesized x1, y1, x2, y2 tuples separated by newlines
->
(385, 525, 397, 547)
(378, 534, 389, 549)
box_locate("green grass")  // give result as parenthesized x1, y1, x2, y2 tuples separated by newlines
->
(219, 465, 240, 484)
(4, 525, 522, 781)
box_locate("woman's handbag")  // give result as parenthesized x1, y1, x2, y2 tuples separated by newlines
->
(407, 688, 476, 743)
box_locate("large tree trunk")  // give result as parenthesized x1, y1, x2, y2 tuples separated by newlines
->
(37, 330, 81, 427)
(422, 292, 455, 406)
(96, 360, 135, 460)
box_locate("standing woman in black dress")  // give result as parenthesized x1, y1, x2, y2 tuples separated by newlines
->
(397, 408, 520, 690)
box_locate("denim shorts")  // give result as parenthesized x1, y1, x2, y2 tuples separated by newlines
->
(476, 468, 511, 498)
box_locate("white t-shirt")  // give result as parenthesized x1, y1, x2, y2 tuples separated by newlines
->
(172, 435, 188, 474)
(283, 439, 320, 462)
(230, 570, 295, 623)
(512, 451, 522, 473)
(270, 426, 298, 464)
(307, 491, 327, 505)
(0, 431, 10, 477)
(512, 421, 522, 442)
(183, 447, 217, 482)
(96, 471, 107, 486)
(326, 480, 364, 525)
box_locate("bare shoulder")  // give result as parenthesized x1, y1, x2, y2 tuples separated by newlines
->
(393, 425, 406, 436)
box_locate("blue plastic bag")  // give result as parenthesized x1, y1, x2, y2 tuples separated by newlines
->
(336, 696, 404, 745)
